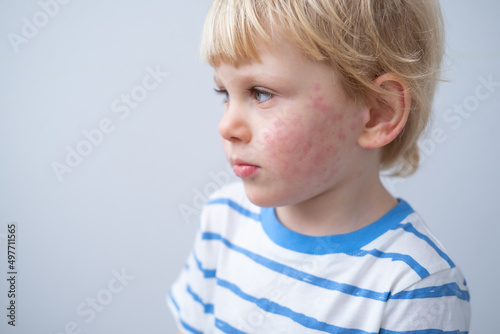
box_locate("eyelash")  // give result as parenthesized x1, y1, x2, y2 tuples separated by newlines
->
(214, 88, 274, 104)
(214, 88, 230, 103)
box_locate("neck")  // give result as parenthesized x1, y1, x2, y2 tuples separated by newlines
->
(275, 170, 397, 236)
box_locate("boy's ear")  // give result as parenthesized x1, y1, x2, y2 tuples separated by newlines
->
(357, 73, 411, 149)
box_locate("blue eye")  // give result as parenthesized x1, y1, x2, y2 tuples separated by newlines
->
(254, 89, 273, 103)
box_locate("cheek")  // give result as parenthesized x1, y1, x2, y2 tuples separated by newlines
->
(264, 113, 342, 182)
(301, 123, 342, 183)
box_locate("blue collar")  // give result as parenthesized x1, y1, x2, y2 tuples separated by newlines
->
(259, 199, 414, 254)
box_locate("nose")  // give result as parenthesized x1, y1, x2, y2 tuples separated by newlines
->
(218, 104, 251, 143)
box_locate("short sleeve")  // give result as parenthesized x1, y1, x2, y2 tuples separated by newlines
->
(380, 267, 471, 333)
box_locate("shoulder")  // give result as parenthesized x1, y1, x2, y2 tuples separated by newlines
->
(381, 265, 471, 331)
(372, 203, 471, 330)
(369, 202, 466, 293)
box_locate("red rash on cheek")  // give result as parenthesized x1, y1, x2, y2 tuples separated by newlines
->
(310, 96, 347, 144)
(332, 113, 344, 122)
(272, 118, 286, 138)
(263, 99, 344, 185)
(313, 144, 338, 165)
(310, 144, 341, 185)
(309, 94, 345, 126)
(267, 124, 322, 171)
(264, 115, 302, 152)
(312, 96, 331, 114)
(299, 139, 314, 155)
(336, 131, 346, 141)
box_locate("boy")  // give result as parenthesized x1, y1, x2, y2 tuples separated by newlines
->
(169, 0, 471, 333)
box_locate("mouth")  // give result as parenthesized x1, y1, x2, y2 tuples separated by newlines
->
(230, 158, 261, 178)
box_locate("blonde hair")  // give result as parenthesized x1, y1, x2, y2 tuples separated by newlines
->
(201, 0, 445, 176)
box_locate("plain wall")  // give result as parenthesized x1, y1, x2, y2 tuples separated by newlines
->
(0, 0, 498, 333)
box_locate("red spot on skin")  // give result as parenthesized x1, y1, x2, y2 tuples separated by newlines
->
(312, 96, 331, 114)
(312, 151, 326, 165)
(336, 132, 346, 141)
(310, 95, 344, 126)
(297, 141, 340, 186)
(372, 138, 382, 148)
(216, 39, 374, 209)
(274, 118, 286, 136)
(299, 139, 314, 155)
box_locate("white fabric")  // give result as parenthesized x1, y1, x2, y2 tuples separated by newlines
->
(168, 182, 470, 334)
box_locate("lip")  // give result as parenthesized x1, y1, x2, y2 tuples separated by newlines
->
(230, 158, 261, 178)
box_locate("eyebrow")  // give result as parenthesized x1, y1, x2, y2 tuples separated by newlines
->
(213, 73, 288, 88)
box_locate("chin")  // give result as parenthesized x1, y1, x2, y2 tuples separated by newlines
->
(242, 182, 296, 208)
(244, 190, 275, 208)
(242, 182, 275, 208)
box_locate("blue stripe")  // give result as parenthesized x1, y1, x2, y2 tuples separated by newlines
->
(217, 278, 376, 334)
(259, 199, 415, 254)
(215, 318, 248, 334)
(380, 329, 468, 334)
(207, 198, 260, 222)
(186, 284, 214, 314)
(396, 223, 455, 268)
(179, 320, 204, 334)
(352, 249, 429, 279)
(391, 282, 470, 302)
(202, 232, 389, 301)
(193, 252, 216, 278)
(169, 293, 204, 334)
(169, 292, 180, 311)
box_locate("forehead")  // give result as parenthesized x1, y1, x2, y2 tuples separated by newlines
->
(213, 63, 291, 88)
(212, 39, 328, 85)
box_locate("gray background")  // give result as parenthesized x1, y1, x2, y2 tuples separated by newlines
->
(0, 0, 498, 333)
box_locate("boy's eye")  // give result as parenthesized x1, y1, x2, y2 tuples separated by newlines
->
(254, 89, 273, 103)
(214, 88, 230, 102)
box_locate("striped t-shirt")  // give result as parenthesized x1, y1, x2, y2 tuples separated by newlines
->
(168, 182, 470, 333)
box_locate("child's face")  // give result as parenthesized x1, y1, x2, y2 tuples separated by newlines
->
(214, 39, 368, 208)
